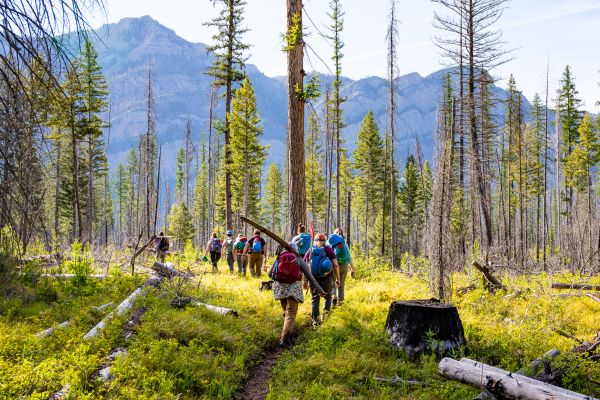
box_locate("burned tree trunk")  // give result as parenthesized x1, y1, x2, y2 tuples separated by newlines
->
(385, 299, 466, 358)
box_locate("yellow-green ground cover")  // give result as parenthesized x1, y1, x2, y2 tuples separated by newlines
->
(0, 253, 598, 399)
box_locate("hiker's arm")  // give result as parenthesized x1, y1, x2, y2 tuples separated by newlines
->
(204, 242, 210, 256)
(221, 240, 226, 256)
(263, 243, 268, 265)
(243, 242, 249, 255)
(333, 259, 341, 287)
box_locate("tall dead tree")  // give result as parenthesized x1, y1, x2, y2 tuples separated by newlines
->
(433, 0, 511, 251)
(386, 0, 399, 268)
(286, 0, 307, 235)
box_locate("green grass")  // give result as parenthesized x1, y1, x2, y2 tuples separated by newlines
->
(0, 254, 598, 399)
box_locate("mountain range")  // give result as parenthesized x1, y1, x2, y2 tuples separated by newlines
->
(89, 16, 531, 176)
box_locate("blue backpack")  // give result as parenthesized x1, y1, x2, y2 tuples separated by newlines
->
(295, 233, 312, 255)
(311, 246, 333, 278)
(252, 237, 263, 253)
(328, 234, 351, 264)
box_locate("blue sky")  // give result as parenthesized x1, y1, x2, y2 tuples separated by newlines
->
(89, 0, 600, 113)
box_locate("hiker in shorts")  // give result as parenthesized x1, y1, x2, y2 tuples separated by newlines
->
(328, 228, 355, 306)
(233, 234, 248, 275)
(222, 230, 235, 273)
(270, 242, 303, 348)
(308, 233, 340, 328)
(243, 229, 267, 277)
(204, 232, 222, 273)
(291, 223, 312, 258)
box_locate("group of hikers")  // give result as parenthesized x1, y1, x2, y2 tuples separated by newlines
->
(199, 224, 355, 347)
(152, 224, 354, 348)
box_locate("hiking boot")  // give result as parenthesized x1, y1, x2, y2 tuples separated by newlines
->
(332, 296, 338, 306)
(311, 319, 320, 330)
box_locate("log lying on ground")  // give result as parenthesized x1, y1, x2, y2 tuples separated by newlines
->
(438, 357, 596, 400)
(472, 261, 505, 291)
(194, 302, 238, 317)
(551, 283, 600, 291)
(151, 261, 189, 279)
(41, 273, 106, 279)
(375, 376, 428, 386)
(82, 275, 162, 340)
(35, 320, 71, 338)
(586, 293, 600, 305)
(240, 216, 326, 296)
(35, 302, 115, 338)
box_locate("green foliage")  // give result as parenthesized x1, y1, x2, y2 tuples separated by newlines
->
(306, 111, 327, 224)
(168, 203, 195, 247)
(64, 241, 94, 290)
(283, 11, 302, 52)
(565, 113, 599, 195)
(262, 163, 285, 236)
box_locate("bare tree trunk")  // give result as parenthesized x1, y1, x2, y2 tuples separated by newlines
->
(54, 132, 61, 245)
(154, 146, 161, 235)
(71, 108, 83, 242)
(346, 191, 351, 246)
(286, 0, 306, 235)
(543, 60, 549, 270)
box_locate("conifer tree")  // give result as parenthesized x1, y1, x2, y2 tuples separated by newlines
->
(206, 0, 250, 231)
(398, 155, 423, 255)
(263, 163, 285, 237)
(168, 203, 195, 249)
(305, 111, 327, 227)
(353, 111, 384, 256)
(228, 77, 266, 230)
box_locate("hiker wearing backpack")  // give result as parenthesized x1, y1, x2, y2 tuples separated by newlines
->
(154, 231, 169, 263)
(269, 243, 304, 347)
(204, 232, 222, 273)
(233, 234, 248, 275)
(222, 230, 235, 273)
(308, 233, 340, 328)
(243, 229, 267, 277)
(328, 228, 355, 306)
(291, 224, 312, 258)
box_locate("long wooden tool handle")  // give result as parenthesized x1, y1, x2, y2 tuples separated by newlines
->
(240, 216, 298, 256)
(241, 216, 325, 296)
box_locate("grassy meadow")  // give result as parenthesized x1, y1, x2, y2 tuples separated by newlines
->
(0, 247, 598, 399)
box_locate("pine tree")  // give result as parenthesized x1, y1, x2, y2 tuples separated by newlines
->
(206, 0, 250, 231)
(398, 155, 423, 255)
(168, 203, 195, 249)
(557, 65, 583, 217)
(228, 77, 266, 230)
(263, 163, 284, 237)
(193, 156, 210, 246)
(352, 111, 385, 256)
(305, 111, 327, 227)
(175, 147, 186, 202)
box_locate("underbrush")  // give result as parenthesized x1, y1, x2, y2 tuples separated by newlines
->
(0, 250, 598, 399)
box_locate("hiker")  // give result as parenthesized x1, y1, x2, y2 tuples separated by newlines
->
(204, 232, 222, 273)
(154, 231, 169, 263)
(243, 229, 267, 277)
(308, 233, 340, 327)
(233, 234, 248, 275)
(328, 228, 355, 306)
(269, 242, 303, 348)
(291, 223, 312, 258)
(222, 230, 235, 273)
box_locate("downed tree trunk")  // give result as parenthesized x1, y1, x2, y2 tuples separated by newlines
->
(240, 216, 325, 296)
(438, 357, 594, 400)
(35, 320, 71, 338)
(472, 261, 505, 291)
(194, 302, 238, 317)
(385, 299, 466, 358)
(586, 294, 600, 305)
(82, 275, 162, 340)
(41, 273, 106, 279)
(129, 237, 155, 275)
(151, 261, 189, 279)
(551, 283, 600, 291)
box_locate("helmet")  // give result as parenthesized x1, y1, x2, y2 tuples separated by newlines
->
(226, 230, 233, 235)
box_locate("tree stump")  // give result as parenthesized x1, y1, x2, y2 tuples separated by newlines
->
(385, 299, 466, 358)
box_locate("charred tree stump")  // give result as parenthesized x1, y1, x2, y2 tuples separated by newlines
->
(385, 299, 466, 358)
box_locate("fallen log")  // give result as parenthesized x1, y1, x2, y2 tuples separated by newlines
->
(35, 320, 71, 338)
(472, 261, 505, 291)
(151, 261, 188, 279)
(240, 216, 325, 296)
(129, 236, 155, 275)
(438, 357, 595, 400)
(551, 283, 600, 291)
(82, 275, 162, 340)
(194, 302, 238, 317)
(585, 293, 600, 304)
(41, 273, 106, 279)
(375, 376, 428, 386)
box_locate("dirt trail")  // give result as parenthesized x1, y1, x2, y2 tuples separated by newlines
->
(237, 347, 284, 400)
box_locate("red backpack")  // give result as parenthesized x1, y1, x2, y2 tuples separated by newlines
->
(274, 252, 302, 284)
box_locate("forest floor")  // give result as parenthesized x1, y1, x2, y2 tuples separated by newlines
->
(0, 250, 599, 399)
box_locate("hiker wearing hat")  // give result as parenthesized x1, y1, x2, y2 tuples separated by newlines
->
(308, 233, 340, 328)
(203, 232, 222, 273)
(243, 229, 267, 277)
(328, 228, 355, 306)
(222, 230, 236, 273)
(233, 234, 248, 275)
